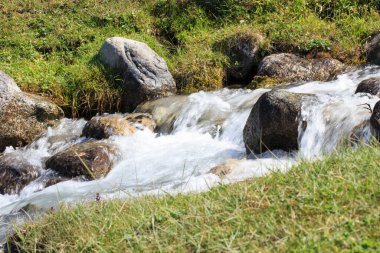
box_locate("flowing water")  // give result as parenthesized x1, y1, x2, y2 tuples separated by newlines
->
(1, 66, 380, 244)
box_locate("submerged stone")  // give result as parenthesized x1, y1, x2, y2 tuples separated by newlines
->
(0, 154, 40, 194)
(45, 141, 119, 180)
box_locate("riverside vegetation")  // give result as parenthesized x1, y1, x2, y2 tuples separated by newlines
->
(1, 0, 380, 117)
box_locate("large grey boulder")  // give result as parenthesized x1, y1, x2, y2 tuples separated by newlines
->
(355, 78, 380, 97)
(0, 71, 64, 152)
(45, 141, 119, 180)
(365, 31, 380, 65)
(0, 154, 40, 194)
(222, 32, 264, 82)
(256, 53, 344, 83)
(99, 37, 177, 110)
(243, 89, 314, 154)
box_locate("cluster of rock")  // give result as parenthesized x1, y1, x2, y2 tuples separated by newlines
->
(1, 31, 380, 193)
(222, 32, 346, 86)
(0, 112, 158, 194)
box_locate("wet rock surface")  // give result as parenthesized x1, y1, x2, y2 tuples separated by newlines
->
(99, 37, 177, 111)
(256, 53, 344, 83)
(243, 89, 314, 154)
(82, 114, 136, 139)
(124, 113, 157, 131)
(0, 154, 40, 194)
(355, 78, 380, 97)
(370, 101, 380, 138)
(0, 71, 64, 152)
(365, 31, 380, 65)
(135, 95, 188, 133)
(45, 141, 119, 180)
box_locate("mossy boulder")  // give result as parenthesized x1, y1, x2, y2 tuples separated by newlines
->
(220, 31, 264, 83)
(365, 31, 380, 65)
(0, 71, 64, 152)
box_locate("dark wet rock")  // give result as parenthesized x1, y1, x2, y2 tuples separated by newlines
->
(124, 113, 157, 131)
(243, 89, 315, 154)
(0, 71, 64, 152)
(256, 53, 344, 83)
(135, 95, 188, 133)
(99, 37, 177, 111)
(221, 32, 264, 83)
(45, 141, 119, 180)
(355, 78, 380, 97)
(0, 154, 40, 194)
(365, 31, 380, 65)
(370, 101, 380, 139)
(82, 114, 136, 139)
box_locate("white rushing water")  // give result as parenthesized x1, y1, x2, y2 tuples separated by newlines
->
(0, 66, 380, 239)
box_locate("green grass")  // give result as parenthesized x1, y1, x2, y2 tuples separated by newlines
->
(6, 144, 380, 252)
(0, 0, 380, 117)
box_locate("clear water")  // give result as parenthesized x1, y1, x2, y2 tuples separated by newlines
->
(0, 66, 380, 244)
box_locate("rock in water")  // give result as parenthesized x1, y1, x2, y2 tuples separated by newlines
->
(135, 95, 188, 133)
(0, 71, 64, 152)
(0, 154, 40, 194)
(46, 141, 118, 180)
(355, 78, 380, 97)
(243, 89, 314, 154)
(365, 31, 380, 65)
(99, 37, 177, 110)
(370, 101, 380, 138)
(82, 114, 137, 139)
(256, 53, 344, 83)
(82, 113, 157, 140)
(124, 113, 157, 131)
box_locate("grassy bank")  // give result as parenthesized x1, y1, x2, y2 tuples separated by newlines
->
(6, 144, 380, 252)
(1, 0, 380, 117)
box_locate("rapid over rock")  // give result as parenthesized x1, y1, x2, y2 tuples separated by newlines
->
(243, 89, 314, 154)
